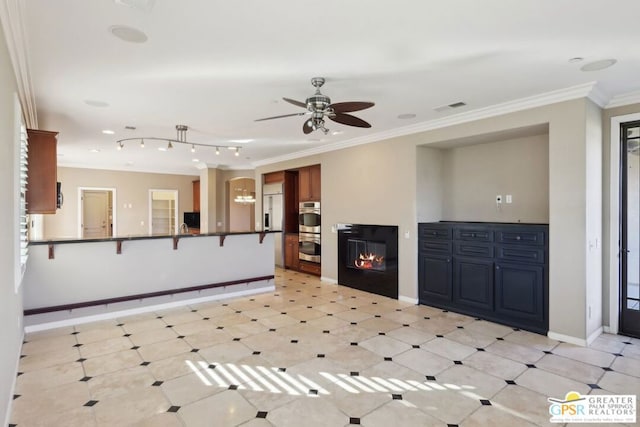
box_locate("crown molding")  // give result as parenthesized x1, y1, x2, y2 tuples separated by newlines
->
(0, 0, 37, 128)
(606, 89, 640, 109)
(253, 82, 601, 167)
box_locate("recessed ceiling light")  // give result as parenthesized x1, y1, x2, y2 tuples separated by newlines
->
(84, 99, 109, 108)
(397, 113, 416, 119)
(102, 129, 115, 135)
(229, 139, 253, 143)
(108, 25, 148, 43)
(192, 158, 199, 162)
(331, 130, 343, 136)
(158, 147, 167, 152)
(568, 57, 584, 63)
(580, 59, 617, 72)
(89, 148, 101, 153)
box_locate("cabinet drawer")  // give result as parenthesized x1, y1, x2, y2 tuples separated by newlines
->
(454, 228, 493, 242)
(454, 242, 493, 258)
(299, 261, 321, 276)
(496, 246, 545, 264)
(419, 240, 452, 254)
(496, 229, 545, 246)
(419, 225, 452, 240)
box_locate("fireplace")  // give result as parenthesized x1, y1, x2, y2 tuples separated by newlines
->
(338, 224, 398, 299)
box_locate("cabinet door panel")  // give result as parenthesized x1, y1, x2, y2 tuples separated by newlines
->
(496, 230, 545, 246)
(454, 228, 493, 242)
(496, 246, 545, 264)
(419, 254, 452, 303)
(419, 225, 452, 240)
(454, 242, 493, 258)
(419, 240, 452, 254)
(495, 262, 544, 322)
(453, 258, 494, 311)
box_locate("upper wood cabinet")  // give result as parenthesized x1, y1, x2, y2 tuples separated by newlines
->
(26, 129, 58, 214)
(298, 164, 321, 202)
(193, 180, 200, 212)
(263, 171, 285, 184)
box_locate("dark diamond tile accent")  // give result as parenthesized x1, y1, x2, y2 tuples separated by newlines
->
(191, 309, 198, 312)
(350, 322, 358, 325)
(140, 361, 151, 366)
(222, 304, 229, 306)
(602, 367, 613, 371)
(228, 384, 239, 390)
(167, 406, 180, 413)
(496, 337, 504, 340)
(79, 376, 92, 382)
(623, 341, 632, 345)
(16, 372, 23, 377)
(264, 305, 270, 307)
(384, 357, 393, 361)
(208, 364, 216, 369)
(613, 353, 624, 357)
(289, 300, 295, 303)
(156, 316, 163, 319)
(512, 328, 520, 331)
(327, 313, 334, 316)
(250, 298, 255, 301)
(278, 367, 286, 372)
(447, 424, 459, 427)
(71, 331, 79, 335)
(84, 400, 98, 407)
(395, 309, 402, 312)
(392, 394, 402, 400)
(423, 317, 430, 320)
(403, 324, 410, 327)
(317, 354, 325, 358)
(123, 333, 131, 337)
(476, 348, 485, 352)
(269, 328, 276, 332)
(308, 389, 318, 395)
(203, 317, 210, 321)
(526, 364, 536, 368)
(165, 325, 173, 329)
(412, 345, 420, 349)
(374, 315, 381, 318)
(300, 320, 307, 324)
(372, 302, 378, 305)
(378, 332, 386, 336)
(76, 358, 87, 363)
(152, 381, 163, 386)
(457, 326, 464, 329)
(350, 417, 361, 425)
(505, 380, 516, 385)
(116, 323, 124, 327)
(442, 310, 449, 313)
(426, 376, 436, 381)
(351, 307, 357, 310)
(177, 335, 185, 339)
(233, 338, 241, 341)
(20, 354, 26, 359)
(251, 319, 258, 322)
(281, 312, 287, 315)
(131, 346, 140, 350)
(543, 351, 553, 354)
(350, 371, 359, 376)
(323, 330, 330, 334)
(350, 342, 358, 346)
(291, 340, 298, 344)
(73, 343, 83, 348)
(307, 306, 313, 309)
(13, 394, 20, 400)
(256, 411, 268, 419)
(480, 399, 492, 406)
(453, 361, 463, 365)
(351, 296, 357, 299)
(235, 311, 242, 314)
(252, 351, 261, 355)
(435, 335, 444, 338)
(588, 383, 602, 389)
(191, 348, 199, 353)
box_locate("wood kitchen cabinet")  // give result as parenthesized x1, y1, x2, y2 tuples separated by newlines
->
(26, 129, 58, 214)
(284, 233, 300, 270)
(263, 171, 285, 184)
(298, 164, 321, 202)
(193, 180, 200, 212)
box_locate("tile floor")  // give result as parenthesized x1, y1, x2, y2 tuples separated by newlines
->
(9, 269, 640, 426)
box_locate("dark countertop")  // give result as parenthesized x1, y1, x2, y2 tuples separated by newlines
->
(29, 230, 276, 246)
(421, 221, 549, 226)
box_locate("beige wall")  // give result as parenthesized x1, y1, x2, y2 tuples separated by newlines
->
(227, 177, 255, 232)
(440, 134, 549, 223)
(43, 167, 198, 238)
(0, 24, 24, 425)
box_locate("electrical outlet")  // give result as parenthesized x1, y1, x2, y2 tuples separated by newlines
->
(496, 195, 503, 204)
(506, 194, 512, 204)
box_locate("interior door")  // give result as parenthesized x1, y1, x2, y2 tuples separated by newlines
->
(82, 190, 110, 238)
(621, 121, 640, 338)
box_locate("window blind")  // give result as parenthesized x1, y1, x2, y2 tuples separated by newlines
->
(19, 124, 28, 271)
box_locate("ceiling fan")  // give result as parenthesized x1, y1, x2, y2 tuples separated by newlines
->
(255, 77, 375, 135)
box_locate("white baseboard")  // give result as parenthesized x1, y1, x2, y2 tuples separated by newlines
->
(399, 295, 419, 305)
(24, 285, 275, 333)
(4, 330, 24, 427)
(586, 326, 603, 346)
(320, 276, 337, 284)
(547, 331, 587, 347)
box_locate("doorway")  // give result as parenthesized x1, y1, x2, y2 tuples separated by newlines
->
(79, 188, 115, 238)
(620, 121, 640, 338)
(149, 189, 178, 235)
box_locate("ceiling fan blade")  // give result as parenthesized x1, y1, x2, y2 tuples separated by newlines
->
(255, 112, 307, 122)
(303, 118, 314, 134)
(283, 97, 307, 109)
(329, 113, 372, 128)
(329, 101, 375, 113)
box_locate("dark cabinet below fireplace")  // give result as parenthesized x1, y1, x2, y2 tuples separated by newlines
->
(418, 222, 548, 334)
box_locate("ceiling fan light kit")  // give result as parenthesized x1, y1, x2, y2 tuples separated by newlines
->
(255, 77, 375, 135)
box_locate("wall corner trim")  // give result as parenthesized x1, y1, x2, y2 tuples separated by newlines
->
(3, 330, 24, 427)
(398, 295, 419, 305)
(547, 331, 587, 347)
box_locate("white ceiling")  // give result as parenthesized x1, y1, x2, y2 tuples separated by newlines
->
(12, 0, 640, 175)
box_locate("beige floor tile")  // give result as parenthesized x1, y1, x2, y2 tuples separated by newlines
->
(184, 328, 234, 349)
(129, 412, 184, 427)
(333, 309, 374, 323)
(503, 330, 559, 352)
(386, 326, 435, 346)
(357, 317, 402, 333)
(241, 306, 282, 319)
(491, 384, 553, 426)
(436, 365, 507, 398)
(463, 350, 528, 380)
(257, 314, 299, 329)
(313, 302, 350, 315)
(444, 328, 496, 349)
(327, 345, 386, 371)
(410, 317, 461, 335)
(162, 370, 225, 406)
(193, 304, 235, 318)
(393, 348, 454, 376)
(21, 334, 78, 355)
(404, 388, 481, 424)
(12, 406, 97, 427)
(588, 334, 627, 354)
(122, 318, 168, 334)
(15, 360, 84, 393)
(516, 367, 591, 398)
(137, 337, 193, 361)
(380, 310, 424, 324)
(10, 381, 91, 425)
(460, 405, 537, 427)
(621, 342, 640, 360)
(536, 354, 605, 384)
(178, 390, 257, 427)
(116, 311, 158, 323)
(422, 337, 477, 361)
(362, 399, 444, 427)
(83, 348, 143, 377)
(259, 347, 317, 368)
(485, 339, 545, 364)
(286, 307, 327, 321)
(552, 342, 616, 367)
(267, 395, 350, 427)
(19, 347, 80, 372)
(93, 386, 170, 425)
(88, 365, 156, 400)
(198, 341, 254, 365)
(75, 326, 124, 344)
(329, 385, 391, 418)
(295, 333, 353, 355)
(241, 331, 293, 352)
(611, 354, 640, 377)
(160, 310, 203, 325)
(223, 321, 270, 338)
(359, 334, 413, 357)
(237, 387, 299, 413)
(80, 336, 133, 358)
(305, 315, 350, 331)
(129, 327, 179, 346)
(73, 319, 119, 331)
(598, 370, 640, 394)
(463, 320, 515, 337)
(25, 326, 75, 340)
(171, 318, 217, 335)
(148, 352, 206, 381)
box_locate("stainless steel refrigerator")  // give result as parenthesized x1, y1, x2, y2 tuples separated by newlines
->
(263, 182, 284, 267)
